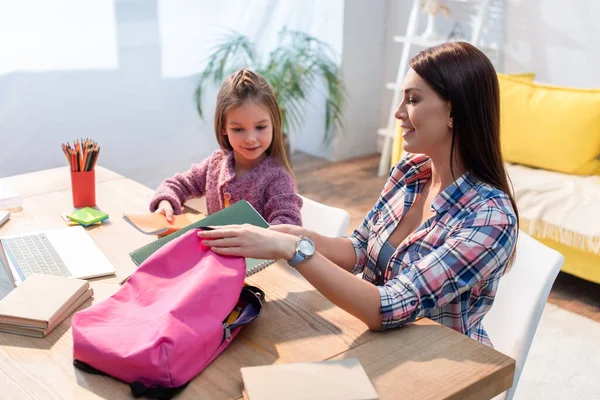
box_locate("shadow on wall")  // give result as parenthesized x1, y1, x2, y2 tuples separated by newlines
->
(0, 0, 218, 189)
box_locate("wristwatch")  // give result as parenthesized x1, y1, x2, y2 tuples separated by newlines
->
(287, 236, 315, 268)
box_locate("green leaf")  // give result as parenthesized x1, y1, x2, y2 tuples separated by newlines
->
(194, 28, 345, 145)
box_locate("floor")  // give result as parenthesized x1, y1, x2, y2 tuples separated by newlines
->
(291, 152, 600, 322)
(516, 302, 600, 399)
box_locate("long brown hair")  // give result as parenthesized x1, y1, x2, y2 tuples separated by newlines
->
(214, 68, 294, 178)
(410, 42, 519, 265)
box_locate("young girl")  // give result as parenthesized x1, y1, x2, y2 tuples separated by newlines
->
(150, 69, 302, 226)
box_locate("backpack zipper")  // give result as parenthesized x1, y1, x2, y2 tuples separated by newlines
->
(223, 322, 232, 342)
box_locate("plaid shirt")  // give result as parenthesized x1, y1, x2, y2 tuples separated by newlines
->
(348, 154, 517, 345)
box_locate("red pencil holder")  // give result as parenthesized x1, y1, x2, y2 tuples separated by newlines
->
(70, 170, 96, 208)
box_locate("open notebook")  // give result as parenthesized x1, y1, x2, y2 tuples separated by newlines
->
(128, 200, 274, 277)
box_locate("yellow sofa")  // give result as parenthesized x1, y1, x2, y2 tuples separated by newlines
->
(391, 73, 600, 284)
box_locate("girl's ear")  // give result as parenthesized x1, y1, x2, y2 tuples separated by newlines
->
(447, 109, 453, 129)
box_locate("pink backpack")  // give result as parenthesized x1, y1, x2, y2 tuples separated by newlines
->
(72, 228, 264, 399)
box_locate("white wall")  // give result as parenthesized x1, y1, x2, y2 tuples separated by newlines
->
(504, 0, 600, 87)
(327, 0, 389, 161)
(0, 0, 345, 188)
(0, 0, 214, 190)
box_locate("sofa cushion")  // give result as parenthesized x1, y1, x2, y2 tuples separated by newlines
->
(499, 74, 600, 175)
(498, 72, 535, 81)
(506, 162, 600, 256)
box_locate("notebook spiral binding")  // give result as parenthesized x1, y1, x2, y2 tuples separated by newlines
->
(246, 259, 276, 277)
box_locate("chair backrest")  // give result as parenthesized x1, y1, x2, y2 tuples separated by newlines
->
(299, 195, 350, 237)
(483, 231, 564, 400)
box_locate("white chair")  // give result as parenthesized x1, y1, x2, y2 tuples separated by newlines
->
(299, 195, 350, 237)
(483, 231, 565, 400)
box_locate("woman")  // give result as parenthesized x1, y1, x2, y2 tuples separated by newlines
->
(197, 42, 519, 346)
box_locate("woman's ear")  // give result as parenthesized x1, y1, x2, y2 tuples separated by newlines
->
(448, 110, 453, 129)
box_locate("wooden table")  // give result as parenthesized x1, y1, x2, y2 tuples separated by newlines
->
(0, 167, 515, 400)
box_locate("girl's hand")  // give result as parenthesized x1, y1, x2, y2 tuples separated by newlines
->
(155, 200, 175, 223)
(197, 224, 298, 261)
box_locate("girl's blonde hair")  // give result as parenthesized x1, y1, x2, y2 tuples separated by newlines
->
(214, 69, 294, 178)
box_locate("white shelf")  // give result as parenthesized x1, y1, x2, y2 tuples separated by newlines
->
(394, 35, 499, 53)
(393, 35, 447, 47)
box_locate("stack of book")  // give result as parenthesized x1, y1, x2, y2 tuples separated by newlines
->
(0, 274, 93, 337)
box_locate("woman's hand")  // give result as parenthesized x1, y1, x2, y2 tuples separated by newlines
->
(155, 200, 175, 223)
(197, 224, 298, 261)
(269, 224, 307, 237)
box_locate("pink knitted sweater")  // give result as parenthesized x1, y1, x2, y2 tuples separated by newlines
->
(149, 150, 302, 226)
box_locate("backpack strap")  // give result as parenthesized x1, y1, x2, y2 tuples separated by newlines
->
(74, 360, 188, 399)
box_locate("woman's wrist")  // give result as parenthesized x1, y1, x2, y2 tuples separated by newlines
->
(279, 234, 299, 261)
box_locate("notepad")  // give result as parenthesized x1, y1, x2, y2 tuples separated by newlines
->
(129, 200, 274, 276)
(67, 207, 109, 227)
(240, 358, 379, 400)
(123, 213, 195, 236)
(0, 274, 92, 337)
(61, 213, 102, 227)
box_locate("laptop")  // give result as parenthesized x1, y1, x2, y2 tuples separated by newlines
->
(0, 226, 115, 289)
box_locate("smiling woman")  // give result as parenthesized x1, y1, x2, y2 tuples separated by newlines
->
(197, 42, 520, 347)
(396, 76, 453, 158)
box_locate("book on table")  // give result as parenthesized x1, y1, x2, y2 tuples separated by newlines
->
(122, 212, 196, 236)
(240, 358, 379, 400)
(128, 200, 274, 277)
(0, 274, 93, 337)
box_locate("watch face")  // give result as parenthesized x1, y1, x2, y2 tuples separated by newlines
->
(298, 238, 315, 256)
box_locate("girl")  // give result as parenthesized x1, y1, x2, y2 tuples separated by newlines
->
(150, 69, 302, 226)
(196, 42, 519, 346)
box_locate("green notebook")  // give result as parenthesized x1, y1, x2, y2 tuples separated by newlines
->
(128, 200, 275, 276)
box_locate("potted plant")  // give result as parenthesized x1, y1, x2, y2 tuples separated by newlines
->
(194, 28, 346, 155)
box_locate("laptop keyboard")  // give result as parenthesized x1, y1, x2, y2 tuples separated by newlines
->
(3, 234, 71, 278)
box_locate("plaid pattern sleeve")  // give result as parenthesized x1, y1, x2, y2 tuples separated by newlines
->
(346, 206, 375, 275)
(377, 205, 517, 334)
